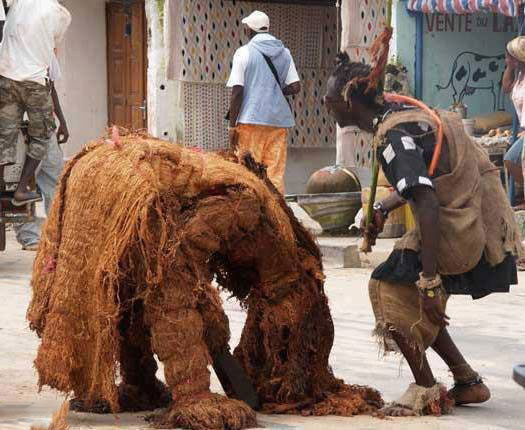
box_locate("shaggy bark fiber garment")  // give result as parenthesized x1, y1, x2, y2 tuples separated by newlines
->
(27, 132, 383, 429)
(30, 400, 70, 430)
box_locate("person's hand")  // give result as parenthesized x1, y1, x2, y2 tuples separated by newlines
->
(421, 289, 449, 327)
(57, 122, 69, 144)
(360, 208, 386, 248)
(228, 127, 238, 150)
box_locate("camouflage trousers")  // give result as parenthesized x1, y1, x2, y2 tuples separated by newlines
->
(0, 75, 55, 165)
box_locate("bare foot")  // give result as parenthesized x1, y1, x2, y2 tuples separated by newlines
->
(448, 381, 491, 406)
(380, 404, 417, 417)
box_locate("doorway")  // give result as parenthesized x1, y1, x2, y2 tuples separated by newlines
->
(106, 0, 147, 129)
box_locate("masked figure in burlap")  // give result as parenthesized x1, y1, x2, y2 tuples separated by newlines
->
(324, 53, 522, 417)
(27, 133, 382, 430)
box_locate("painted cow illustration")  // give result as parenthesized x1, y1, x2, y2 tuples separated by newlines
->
(436, 51, 506, 111)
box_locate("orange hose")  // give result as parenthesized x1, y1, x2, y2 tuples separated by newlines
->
(383, 92, 444, 176)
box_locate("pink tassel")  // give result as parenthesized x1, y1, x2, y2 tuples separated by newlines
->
(105, 126, 123, 149)
(43, 256, 57, 274)
(112, 125, 123, 149)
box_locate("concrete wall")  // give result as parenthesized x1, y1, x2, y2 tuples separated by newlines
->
(285, 147, 336, 195)
(159, 0, 337, 195)
(59, 0, 108, 159)
(147, 0, 329, 195)
(336, 126, 373, 187)
(395, 5, 516, 116)
(59, 0, 179, 159)
(37, 0, 331, 191)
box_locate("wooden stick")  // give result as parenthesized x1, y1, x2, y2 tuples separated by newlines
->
(360, 161, 379, 253)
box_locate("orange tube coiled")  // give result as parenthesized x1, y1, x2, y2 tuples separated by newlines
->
(383, 92, 444, 176)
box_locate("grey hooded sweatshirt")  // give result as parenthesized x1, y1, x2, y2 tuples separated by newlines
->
(236, 33, 295, 128)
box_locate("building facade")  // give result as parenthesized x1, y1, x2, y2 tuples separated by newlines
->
(337, 0, 521, 187)
(47, 0, 343, 194)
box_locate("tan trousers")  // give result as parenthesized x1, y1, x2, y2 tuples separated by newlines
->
(235, 124, 288, 194)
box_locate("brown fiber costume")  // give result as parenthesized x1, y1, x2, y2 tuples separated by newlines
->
(27, 133, 382, 430)
(369, 110, 522, 354)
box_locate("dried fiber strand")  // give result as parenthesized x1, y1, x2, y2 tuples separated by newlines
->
(343, 26, 393, 102)
(30, 400, 70, 430)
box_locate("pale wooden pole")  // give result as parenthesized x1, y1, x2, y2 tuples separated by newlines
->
(361, 0, 394, 253)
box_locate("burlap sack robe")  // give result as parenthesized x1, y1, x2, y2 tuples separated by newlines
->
(370, 110, 522, 355)
(379, 110, 522, 275)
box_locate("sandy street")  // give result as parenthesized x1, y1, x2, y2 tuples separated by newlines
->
(0, 230, 524, 430)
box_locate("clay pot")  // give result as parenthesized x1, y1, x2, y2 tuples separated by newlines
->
(306, 165, 361, 194)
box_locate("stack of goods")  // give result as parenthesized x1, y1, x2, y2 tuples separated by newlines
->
(486, 128, 513, 138)
(472, 111, 513, 136)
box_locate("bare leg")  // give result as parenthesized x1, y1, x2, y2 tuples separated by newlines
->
(394, 331, 436, 387)
(431, 328, 467, 369)
(381, 330, 436, 417)
(13, 155, 42, 204)
(431, 328, 490, 405)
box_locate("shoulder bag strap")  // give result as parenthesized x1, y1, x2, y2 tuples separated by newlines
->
(257, 50, 291, 112)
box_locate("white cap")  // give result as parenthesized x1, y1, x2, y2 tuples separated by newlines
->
(242, 11, 270, 33)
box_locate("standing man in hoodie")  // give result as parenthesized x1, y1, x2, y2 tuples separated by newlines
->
(227, 10, 300, 194)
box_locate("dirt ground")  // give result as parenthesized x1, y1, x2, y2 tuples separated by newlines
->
(1, 230, 524, 430)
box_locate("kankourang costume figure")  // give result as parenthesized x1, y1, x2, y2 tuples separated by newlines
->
(27, 132, 382, 430)
(324, 53, 522, 416)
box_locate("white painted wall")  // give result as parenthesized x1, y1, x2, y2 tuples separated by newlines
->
(336, 126, 372, 187)
(337, 0, 385, 188)
(145, 0, 180, 141)
(58, 0, 108, 159)
(48, 0, 330, 193)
